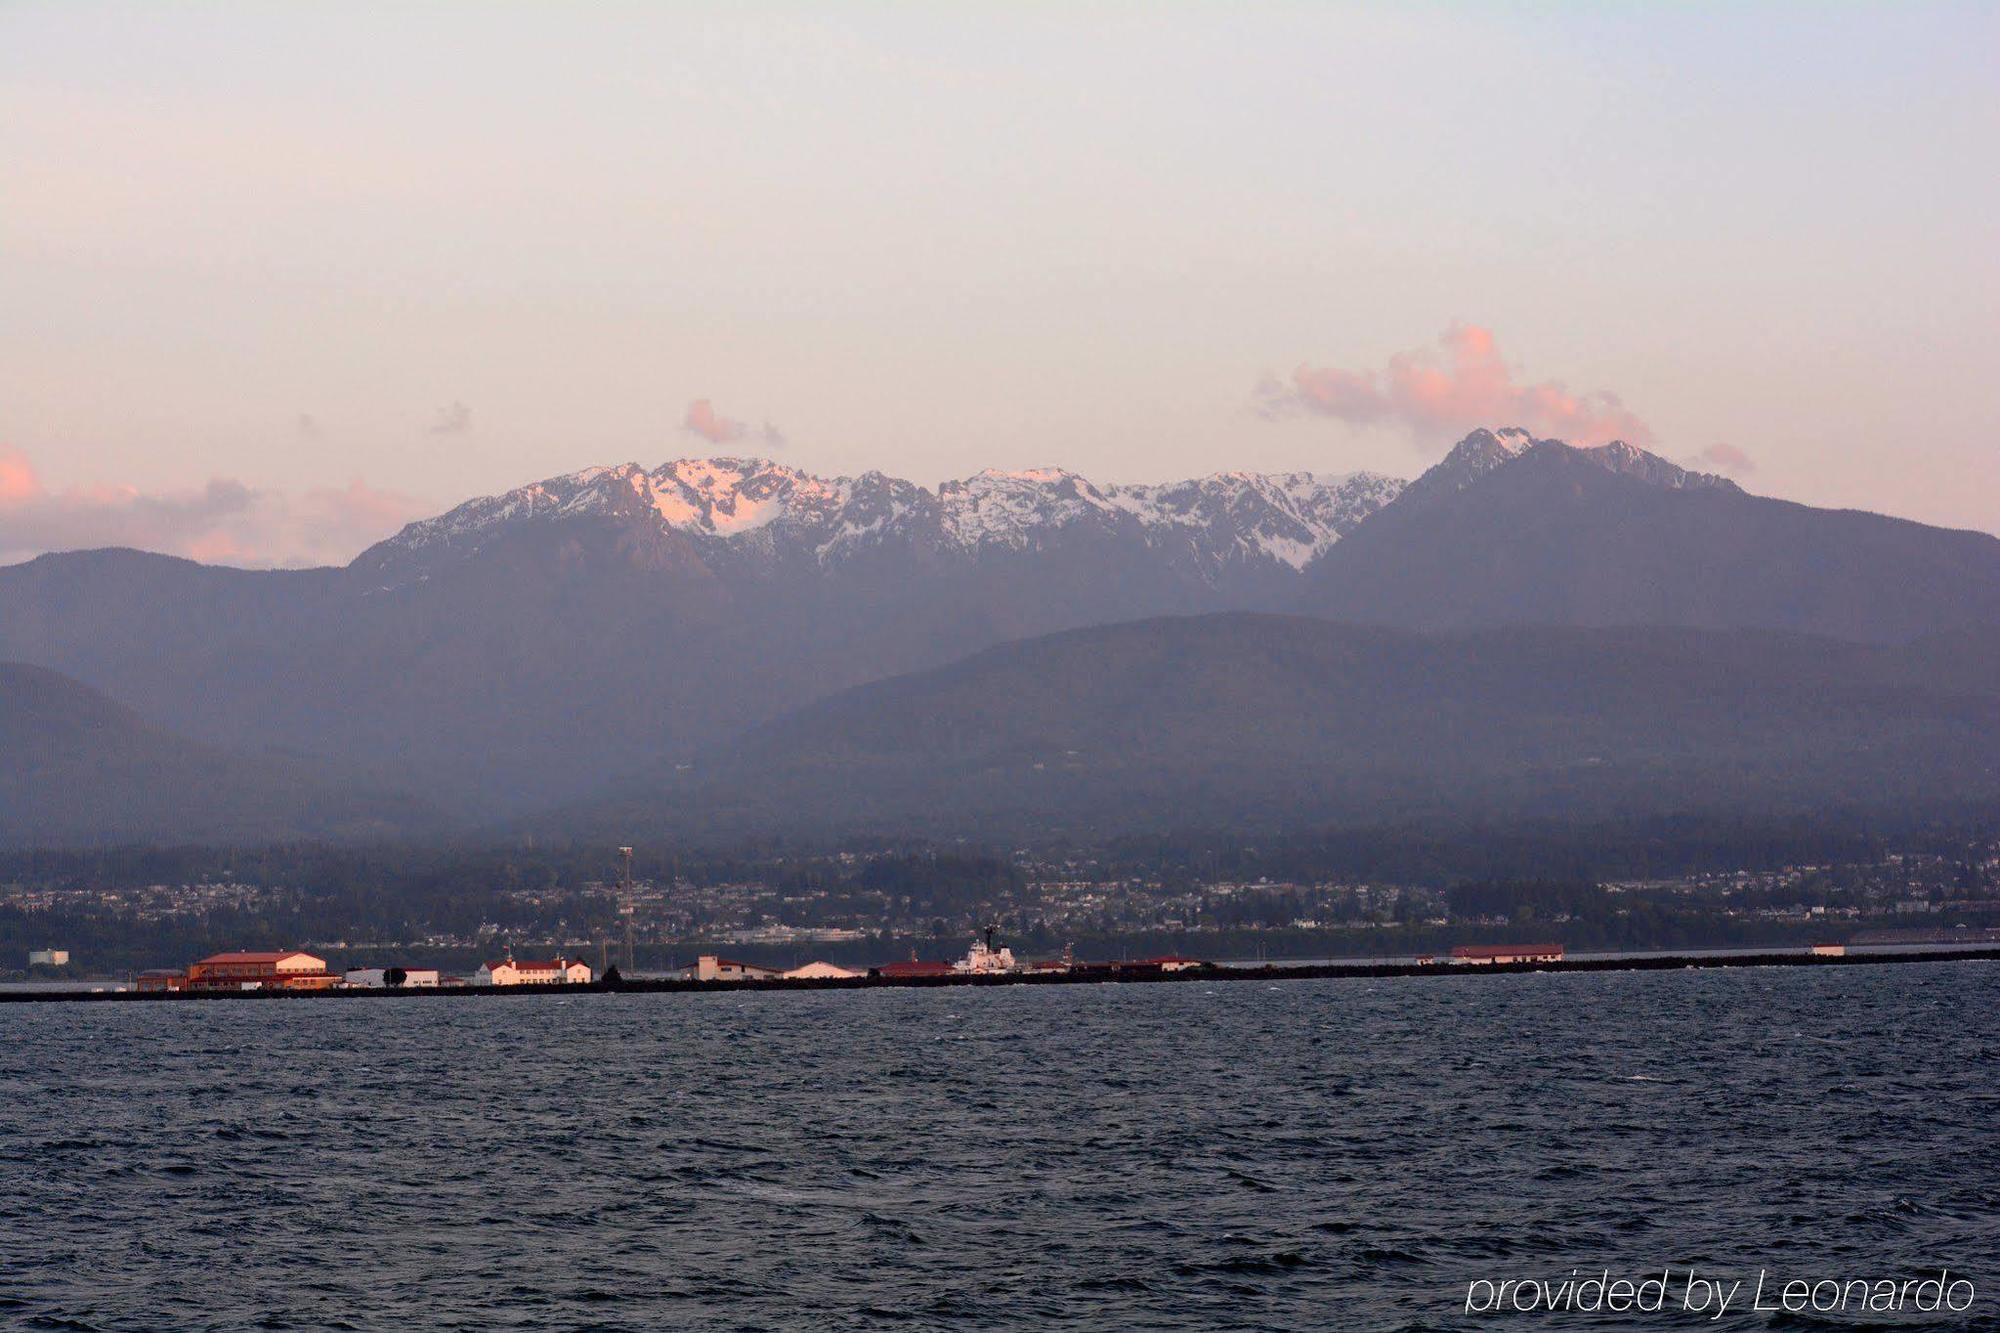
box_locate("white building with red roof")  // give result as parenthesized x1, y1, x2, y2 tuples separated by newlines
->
(473, 954, 593, 986)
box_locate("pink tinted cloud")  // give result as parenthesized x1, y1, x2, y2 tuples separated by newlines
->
(1690, 442, 1755, 474)
(683, 398, 786, 452)
(0, 444, 429, 568)
(0, 449, 38, 503)
(1260, 324, 1654, 448)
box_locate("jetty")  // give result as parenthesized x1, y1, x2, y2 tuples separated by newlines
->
(4, 944, 1996, 1003)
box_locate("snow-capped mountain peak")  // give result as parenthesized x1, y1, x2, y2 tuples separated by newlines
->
(1582, 439, 1739, 492)
(358, 430, 1743, 588)
(1395, 427, 1740, 509)
(937, 467, 1125, 548)
(361, 458, 1413, 580)
(635, 457, 852, 535)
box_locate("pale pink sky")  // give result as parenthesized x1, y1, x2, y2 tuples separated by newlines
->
(2, 3, 1995, 566)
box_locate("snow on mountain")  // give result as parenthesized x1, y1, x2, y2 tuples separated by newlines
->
(365, 459, 1410, 578)
(361, 429, 1736, 585)
(373, 462, 648, 561)
(1584, 439, 1739, 492)
(937, 468, 1127, 549)
(1109, 471, 1404, 572)
(1396, 427, 1738, 510)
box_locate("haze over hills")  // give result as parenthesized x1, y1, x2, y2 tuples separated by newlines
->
(0, 662, 436, 846)
(1, 430, 1995, 833)
(566, 615, 2000, 843)
(0, 463, 1409, 814)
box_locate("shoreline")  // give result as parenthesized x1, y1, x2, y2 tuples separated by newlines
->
(4, 945, 1996, 1004)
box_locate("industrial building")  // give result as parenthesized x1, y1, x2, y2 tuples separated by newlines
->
(874, 959, 955, 979)
(187, 950, 338, 990)
(343, 968, 442, 988)
(691, 955, 783, 981)
(1447, 943, 1565, 965)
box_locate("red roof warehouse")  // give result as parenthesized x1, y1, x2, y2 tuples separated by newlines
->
(874, 960, 956, 979)
(186, 950, 338, 990)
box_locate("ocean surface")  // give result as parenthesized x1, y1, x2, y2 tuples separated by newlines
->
(4, 964, 1997, 1330)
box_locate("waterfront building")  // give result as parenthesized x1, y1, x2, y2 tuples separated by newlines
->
(781, 960, 865, 980)
(1128, 955, 1206, 972)
(693, 955, 783, 982)
(342, 968, 442, 988)
(473, 955, 593, 986)
(28, 948, 70, 967)
(1810, 944, 1847, 957)
(188, 950, 337, 990)
(1447, 943, 1565, 965)
(135, 969, 187, 992)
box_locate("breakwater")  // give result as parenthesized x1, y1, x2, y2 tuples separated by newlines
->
(5, 945, 1996, 1003)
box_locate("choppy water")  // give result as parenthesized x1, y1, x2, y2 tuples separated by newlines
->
(3, 964, 1997, 1330)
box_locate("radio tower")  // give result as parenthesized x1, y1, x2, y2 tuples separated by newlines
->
(618, 846, 636, 975)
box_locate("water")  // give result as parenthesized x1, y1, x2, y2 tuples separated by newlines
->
(3, 964, 1997, 1329)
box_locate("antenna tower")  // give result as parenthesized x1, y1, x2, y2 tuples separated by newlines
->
(618, 845, 636, 974)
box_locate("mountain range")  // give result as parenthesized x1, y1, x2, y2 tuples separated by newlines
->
(358, 456, 1407, 585)
(2, 427, 1995, 843)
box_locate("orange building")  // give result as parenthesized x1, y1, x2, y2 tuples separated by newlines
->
(187, 950, 338, 991)
(135, 969, 188, 992)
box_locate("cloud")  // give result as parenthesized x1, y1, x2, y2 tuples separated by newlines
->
(0, 444, 430, 569)
(297, 413, 323, 441)
(429, 401, 471, 435)
(0, 447, 37, 503)
(1688, 442, 1755, 474)
(683, 398, 785, 452)
(1258, 324, 1654, 448)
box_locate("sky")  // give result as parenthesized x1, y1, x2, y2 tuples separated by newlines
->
(2, 1, 1995, 566)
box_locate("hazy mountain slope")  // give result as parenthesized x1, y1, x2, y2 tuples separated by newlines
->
(3, 439, 1994, 821)
(565, 615, 2000, 842)
(1298, 435, 2000, 641)
(0, 463, 1405, 813)
(0, 662, 439, 846)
